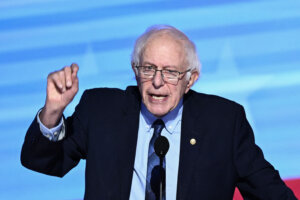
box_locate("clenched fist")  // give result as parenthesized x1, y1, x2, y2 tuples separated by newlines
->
(40, 63, 79, 128)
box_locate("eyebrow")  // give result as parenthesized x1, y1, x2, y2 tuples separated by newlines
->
(143, 61, 177, 69)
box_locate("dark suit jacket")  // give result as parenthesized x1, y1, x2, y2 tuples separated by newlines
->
(21, 86, 296, 200)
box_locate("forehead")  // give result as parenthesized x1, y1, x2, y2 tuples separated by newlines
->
(142, 34, 187, 69)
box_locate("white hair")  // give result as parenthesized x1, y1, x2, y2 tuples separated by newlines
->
(131, 25, 201, 79)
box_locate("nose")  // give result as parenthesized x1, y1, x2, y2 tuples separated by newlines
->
(152, 70, 164, 88)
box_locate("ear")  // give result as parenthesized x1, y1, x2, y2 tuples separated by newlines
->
(132, 63, 139, 83)
(131, 63, 138, 75)
(185, 71, 199, 94)
(131, 62, 136, 72)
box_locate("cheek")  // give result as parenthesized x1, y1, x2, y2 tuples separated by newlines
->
(172, 83, 188, 101)
(139, 83, 150, 101)
(169, 86, 181, 102)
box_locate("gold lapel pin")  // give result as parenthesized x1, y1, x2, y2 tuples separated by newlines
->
(190, 138, 196, 145)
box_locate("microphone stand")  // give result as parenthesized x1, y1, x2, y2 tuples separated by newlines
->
(154, 136, 169, 200)
(159, 156, 164, 200)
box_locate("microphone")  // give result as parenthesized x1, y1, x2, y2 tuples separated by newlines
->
(154, 136, 169, 200)
(154, 136, 169, 158)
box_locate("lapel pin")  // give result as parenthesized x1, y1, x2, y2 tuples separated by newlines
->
(190, 138, 196, 145)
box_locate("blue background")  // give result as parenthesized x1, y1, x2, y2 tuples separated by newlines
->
(0, 0, 299, 199)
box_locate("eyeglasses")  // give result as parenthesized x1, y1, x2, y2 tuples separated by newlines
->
(135, 65, 191, 85)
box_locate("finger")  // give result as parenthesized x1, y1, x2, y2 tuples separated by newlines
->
(71, 63, 79, 90)
(64, 66, 72, 88)
(71, 65, 79, 89)
(71, 75, 79, 94)
(58, 70, 66, 92)
(48, 72, 63, 93)
(71, 63, 79, 77)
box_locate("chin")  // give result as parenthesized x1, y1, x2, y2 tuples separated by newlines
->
(148, 107, 170, 117)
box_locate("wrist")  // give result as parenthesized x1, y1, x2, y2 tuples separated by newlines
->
(39, 105, 64, 128)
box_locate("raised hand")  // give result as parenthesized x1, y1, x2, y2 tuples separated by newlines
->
(40, 63, 79, 128)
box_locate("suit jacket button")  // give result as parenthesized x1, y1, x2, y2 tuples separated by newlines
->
(190, 138, 196, 145)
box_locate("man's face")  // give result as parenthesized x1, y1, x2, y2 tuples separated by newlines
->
(134, 34, 199, 117)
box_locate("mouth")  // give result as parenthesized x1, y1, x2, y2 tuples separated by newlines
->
(152, 95, 166, 100)
(149, 93, 168, 101)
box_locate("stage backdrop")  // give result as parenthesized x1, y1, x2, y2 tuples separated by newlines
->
(0, 0, 299, 199)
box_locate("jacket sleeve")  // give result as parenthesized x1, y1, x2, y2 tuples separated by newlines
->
(233, 106, 297, 199)
(20, 91, 89, 177)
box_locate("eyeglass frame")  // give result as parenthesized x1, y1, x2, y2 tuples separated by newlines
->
(134, 65, 191, 85)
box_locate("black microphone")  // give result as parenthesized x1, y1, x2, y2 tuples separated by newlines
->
(154, 136, 169, 158)
(154, 136, 169, 200)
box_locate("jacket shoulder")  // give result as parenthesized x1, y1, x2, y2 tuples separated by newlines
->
(186, 90, 243, 110)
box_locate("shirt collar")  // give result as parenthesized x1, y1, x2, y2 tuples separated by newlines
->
(141, 99, 183, 134)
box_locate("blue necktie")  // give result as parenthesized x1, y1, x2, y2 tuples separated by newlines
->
(145, 119, 166, 200)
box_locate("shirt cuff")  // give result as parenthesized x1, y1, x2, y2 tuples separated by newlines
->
(36, 109, 66, 141)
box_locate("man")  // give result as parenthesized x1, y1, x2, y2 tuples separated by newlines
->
(21, 25, 296, 199)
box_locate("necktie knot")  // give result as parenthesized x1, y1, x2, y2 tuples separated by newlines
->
(152, 119, 165, 137)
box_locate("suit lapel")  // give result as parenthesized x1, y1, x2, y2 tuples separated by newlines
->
(176, 91, 207, 200)
(118, 86, 141, 199)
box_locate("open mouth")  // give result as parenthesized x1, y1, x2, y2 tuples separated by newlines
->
(150, 94, 168, 100)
